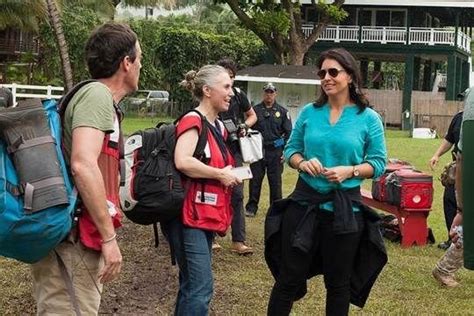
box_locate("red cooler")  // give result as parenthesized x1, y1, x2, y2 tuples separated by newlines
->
(372, 160, 413, 202)
(386, 169, 433, 209)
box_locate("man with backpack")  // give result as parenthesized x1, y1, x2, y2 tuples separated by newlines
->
(216, 58, 257, 254)
(30, 22, 142, 314)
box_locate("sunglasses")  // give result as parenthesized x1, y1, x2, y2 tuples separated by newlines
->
(317, 68, 346, 79)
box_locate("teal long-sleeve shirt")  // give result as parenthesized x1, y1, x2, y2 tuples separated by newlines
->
(284, 103, 387, 206)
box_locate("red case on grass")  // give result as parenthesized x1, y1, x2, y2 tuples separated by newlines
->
(385, 169, 433, 209)
(371, 161, 413, 202)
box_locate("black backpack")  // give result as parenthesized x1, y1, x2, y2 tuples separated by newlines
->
(119, 110, 208, 251)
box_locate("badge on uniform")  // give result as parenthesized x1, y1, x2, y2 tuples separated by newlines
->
(273, 138, 284, 148)
(275, 111, 280, 118)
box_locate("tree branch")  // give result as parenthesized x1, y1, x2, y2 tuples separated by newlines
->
(224, 0, 280, 60)
(304, 0, 345, 51)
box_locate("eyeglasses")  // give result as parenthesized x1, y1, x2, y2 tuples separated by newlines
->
(317, 68, 346, 79)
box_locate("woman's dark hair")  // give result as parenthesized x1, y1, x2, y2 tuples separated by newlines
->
(85, 22, 138, 79)
(217, 58, 237, 77)
(314, 48, 369, 112)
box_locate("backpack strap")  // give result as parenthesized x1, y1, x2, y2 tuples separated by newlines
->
(174, 109, 209, 161)
(57, 80, 97, 118)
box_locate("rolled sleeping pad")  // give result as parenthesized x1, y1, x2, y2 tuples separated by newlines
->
(462, 87, 474, 270)
(0, 98, 68, 212)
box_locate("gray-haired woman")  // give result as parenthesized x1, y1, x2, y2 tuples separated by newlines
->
(165, 65, 241, 315)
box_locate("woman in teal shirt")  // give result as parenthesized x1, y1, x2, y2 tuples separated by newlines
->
(267, 48, 387, 316)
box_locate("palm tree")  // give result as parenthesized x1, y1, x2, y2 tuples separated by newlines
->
(45, 0, 74, 91)
(0, 0, 46, 31)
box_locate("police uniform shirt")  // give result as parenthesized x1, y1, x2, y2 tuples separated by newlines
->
(253, 102, 292, 146)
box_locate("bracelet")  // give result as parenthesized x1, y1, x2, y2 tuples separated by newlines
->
(296, 159, 305, 171)
(101, 233, 117, 244)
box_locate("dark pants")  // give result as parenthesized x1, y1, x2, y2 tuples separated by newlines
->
(230, 147, 246, 242)
(443, 184, 457, 239)
(246, 146, 283, 215)
(267, 202, 365, 316)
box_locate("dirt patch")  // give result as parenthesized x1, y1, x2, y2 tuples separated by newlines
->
(99, 219, 179, 315)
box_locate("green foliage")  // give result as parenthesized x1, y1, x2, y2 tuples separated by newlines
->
(0, 0, 47, 31)
(215, 0, 349, 64)
(130, 18, 265, 107)
(316, 0, 348, 23)
(194, 3, 242, 34)
(253, 10, 290, 35)
(35, 5, 101, 84)
(14, 6, 264, 103)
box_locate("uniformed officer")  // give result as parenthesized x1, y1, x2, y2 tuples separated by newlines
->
(245, 83, 292, 217)
(217, 58, 257, 254)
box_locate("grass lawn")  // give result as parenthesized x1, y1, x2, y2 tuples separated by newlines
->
(0, 122, 473, 315)
(120, 114, 172, 135)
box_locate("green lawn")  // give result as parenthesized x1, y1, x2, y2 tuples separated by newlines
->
(121, 114, 172, 135)
(0, 126, 473, 315)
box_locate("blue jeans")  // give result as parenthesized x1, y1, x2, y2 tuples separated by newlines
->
(166, 219, 214, 316)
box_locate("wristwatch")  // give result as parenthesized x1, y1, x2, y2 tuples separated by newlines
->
(352, 165, 360, 178)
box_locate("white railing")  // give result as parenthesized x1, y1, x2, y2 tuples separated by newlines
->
(302, 25, 471, 52)
(307, 25, 359, 43)
(458, 31, 471, 52)
(409, 27, 454, 45)
(361, 26, 406, 44)
(0, 83, 64, 106)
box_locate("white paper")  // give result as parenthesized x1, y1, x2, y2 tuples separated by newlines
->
(231, 166, 253, 180)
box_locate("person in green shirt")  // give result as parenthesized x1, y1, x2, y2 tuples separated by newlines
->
(30, 22, 142, 315)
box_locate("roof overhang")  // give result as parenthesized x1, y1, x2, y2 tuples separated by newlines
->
(236, 64, 321, 85)
(235, 76, 320, 85)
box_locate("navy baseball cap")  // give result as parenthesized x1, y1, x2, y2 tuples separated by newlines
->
(263, 82, 277, 92)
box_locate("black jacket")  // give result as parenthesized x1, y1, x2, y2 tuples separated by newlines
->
(264, 180, 387, 308)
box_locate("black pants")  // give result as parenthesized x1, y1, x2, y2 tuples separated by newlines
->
(230, 148, 246, 242)
(443, 184, 457, 239)
(267, 201, 365, 316)
(246, 146, 283, 215)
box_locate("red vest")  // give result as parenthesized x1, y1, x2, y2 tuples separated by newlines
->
(177, 114, 235, 235)
(78, 112, 122, 251)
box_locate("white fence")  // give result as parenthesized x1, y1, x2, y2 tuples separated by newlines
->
(302, 25, 471, 52)
(303, 25, 359, 43)
(0, 83, 64, 106)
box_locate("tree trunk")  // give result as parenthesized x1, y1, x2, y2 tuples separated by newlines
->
(289, 46, 305, 65)
(287, 29, 306, 65)
(45, 0, 73, 91)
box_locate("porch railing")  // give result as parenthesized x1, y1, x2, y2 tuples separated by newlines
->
(302, 25, 471, 53)
(0, 83, 64, 106)
(0, 39, 40, 55)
